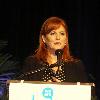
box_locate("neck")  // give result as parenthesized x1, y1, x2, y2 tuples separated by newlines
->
(47, 49, 57, 65)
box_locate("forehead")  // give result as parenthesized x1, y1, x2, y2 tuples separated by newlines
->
(47, 22, 63, 29)
(52, 25, 66, 32)
(47, 25, 66, 33)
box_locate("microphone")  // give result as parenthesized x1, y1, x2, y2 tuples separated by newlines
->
(55, 49, 63, 72)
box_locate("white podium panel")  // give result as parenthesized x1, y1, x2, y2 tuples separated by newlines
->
(8, 81, 92, 100)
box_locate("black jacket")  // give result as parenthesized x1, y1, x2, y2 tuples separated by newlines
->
(17, 56, 88, 82)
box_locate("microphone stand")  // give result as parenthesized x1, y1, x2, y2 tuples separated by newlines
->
(55, 49, 63, 74)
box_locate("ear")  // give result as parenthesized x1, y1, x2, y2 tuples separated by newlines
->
(42, 35, 46, 43)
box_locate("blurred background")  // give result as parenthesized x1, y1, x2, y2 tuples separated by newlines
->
(0, 0, 99, 99)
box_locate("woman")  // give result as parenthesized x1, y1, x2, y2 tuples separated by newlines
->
(18, 16, 88, 82)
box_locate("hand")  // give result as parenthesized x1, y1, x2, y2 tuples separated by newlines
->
(47, 77, 61, 82)
(52, 76, 61, 82)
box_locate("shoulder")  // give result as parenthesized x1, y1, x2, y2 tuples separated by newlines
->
(24, 55, 40, 65)
(65, 57, 83, 64)
(73, 59, 84, 66)
(24, 56, 37, 62)
(22, 56, 40, 72)
(64, 58, 85, 70)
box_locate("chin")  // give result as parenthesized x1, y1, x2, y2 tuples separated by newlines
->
(54, 47, 63, 50)
(50, 46, 64, 51)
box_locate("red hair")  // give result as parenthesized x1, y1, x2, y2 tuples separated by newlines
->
(34, 17, 74, 62)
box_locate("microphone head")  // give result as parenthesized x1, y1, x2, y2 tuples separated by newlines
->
(55, 49, 63, 56)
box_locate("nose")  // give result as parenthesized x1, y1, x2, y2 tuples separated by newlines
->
(56, 34, 60, 40)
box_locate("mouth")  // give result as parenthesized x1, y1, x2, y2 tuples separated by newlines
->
(54, 42, 61, 45)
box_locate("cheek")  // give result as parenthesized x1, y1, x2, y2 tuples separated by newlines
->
(62, 37, 67, 43)
(46, 36, 55, 43)
(45, 38, 54, 47)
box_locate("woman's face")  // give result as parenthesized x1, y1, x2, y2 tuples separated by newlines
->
(42, 25, 67, 51)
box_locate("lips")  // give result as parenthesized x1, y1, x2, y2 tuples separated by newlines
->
(54, 42, 61, 45)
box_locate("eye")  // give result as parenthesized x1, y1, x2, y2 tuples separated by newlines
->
(60, 32, 65, 35)
(49, 31, 56, 35)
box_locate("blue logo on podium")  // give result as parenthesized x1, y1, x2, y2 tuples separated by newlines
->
(32, 94, 34, 100)
(42, 87, 53, 100)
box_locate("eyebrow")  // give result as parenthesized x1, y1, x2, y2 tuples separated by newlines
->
(50, 30, 66, 33)
(60, 31, 66, 32)
(51, 30, 65, 32)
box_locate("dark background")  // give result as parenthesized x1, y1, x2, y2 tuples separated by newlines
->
(0, 0, 100, 98)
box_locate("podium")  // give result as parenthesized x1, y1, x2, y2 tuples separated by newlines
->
(7, 80, 95, 100)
